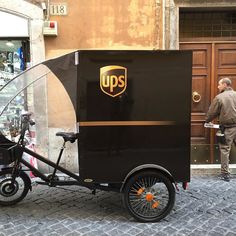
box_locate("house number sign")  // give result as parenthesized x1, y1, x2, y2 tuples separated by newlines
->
(50, 4, 68, 15)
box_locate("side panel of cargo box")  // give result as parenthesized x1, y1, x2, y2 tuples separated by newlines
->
(77, 50, 192, 183)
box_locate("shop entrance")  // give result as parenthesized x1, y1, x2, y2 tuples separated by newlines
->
(0, 39, 30, 138)
(179, 10, 236, 164)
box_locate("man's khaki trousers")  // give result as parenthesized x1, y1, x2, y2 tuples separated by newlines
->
(219, 126, 236, 174)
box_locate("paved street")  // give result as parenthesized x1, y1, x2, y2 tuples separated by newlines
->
(0, 175, 236, 236)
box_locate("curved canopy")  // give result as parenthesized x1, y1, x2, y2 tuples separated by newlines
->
(0, 51, 78, 117)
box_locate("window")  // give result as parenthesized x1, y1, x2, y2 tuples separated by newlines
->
(180, 11, 236, 38)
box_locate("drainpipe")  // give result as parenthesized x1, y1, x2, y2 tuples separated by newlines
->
(162, 0, 165, 50)
(46, 0, 50, 20)
(42, 0, 50, 20)
(154, 0, 164, 50)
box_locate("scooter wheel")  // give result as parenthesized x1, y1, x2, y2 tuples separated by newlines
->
(123, 170, 175, 222)
(0, 169, 31, 206)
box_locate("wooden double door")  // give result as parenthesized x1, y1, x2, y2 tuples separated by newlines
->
(180, 42, 236, 164)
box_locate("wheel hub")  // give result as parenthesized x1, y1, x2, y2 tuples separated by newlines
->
(145, 192, 154, 202)
(0, 179, 19, 197)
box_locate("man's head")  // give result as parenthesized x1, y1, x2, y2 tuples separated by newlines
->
(218, 77, 232, 92)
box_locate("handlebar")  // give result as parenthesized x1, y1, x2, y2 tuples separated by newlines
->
(18, 112, 35, 145)
(21, 114, 35, 126)
(21, 112, 35, 125)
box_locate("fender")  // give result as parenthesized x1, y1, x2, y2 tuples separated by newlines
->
(20, 170, 32, 191)
(120, 164, 174, 192)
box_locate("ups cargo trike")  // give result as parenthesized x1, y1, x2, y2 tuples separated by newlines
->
(0, 50, 192, 222)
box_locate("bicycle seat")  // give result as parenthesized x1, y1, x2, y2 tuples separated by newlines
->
(56, 132, 79, 143)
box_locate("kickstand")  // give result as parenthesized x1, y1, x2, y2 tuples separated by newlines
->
(92, 189, 96, 195)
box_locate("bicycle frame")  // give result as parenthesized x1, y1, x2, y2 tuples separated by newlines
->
(20, 146, 82, 185)
(0, 112, 120, 192)
(15, 144, 119, 192)
(1, 113, 82, 186)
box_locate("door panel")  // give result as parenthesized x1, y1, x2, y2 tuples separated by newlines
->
(215, 44, 236, 101)
(180, 44, 211, 145)
(215, 44, 236, 90)
(214, 43, 236, 165)
(191, 75, 208, 113)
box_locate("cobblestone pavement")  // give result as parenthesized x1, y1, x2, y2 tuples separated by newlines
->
(0, 175, 236, 236)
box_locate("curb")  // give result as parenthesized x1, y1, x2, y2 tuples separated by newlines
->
(191, 164, 236, 175)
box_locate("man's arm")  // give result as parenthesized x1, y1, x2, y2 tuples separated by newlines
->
(206, 97, 220, 122)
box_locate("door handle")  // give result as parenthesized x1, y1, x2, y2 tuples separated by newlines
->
(192, 91, 201, 103)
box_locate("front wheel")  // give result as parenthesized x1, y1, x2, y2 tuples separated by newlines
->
(0, 168, 31, 206)
(123, 170, 175, 222)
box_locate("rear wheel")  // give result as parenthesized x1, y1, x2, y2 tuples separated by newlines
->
(0, 169, 31, 206)
(123, 170, 175, 222)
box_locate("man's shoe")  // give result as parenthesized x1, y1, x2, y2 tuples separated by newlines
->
(220, 174, 230, 182)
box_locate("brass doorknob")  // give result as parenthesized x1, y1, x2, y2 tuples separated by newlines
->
(192, 91, 201, 103)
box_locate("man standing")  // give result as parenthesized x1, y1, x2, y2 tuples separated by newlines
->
(206, 77, 236, 182)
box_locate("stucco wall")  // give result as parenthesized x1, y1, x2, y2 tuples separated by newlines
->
(45, 0, 164, 55)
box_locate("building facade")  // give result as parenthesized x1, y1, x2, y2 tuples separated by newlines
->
(1, 0, 236, 171)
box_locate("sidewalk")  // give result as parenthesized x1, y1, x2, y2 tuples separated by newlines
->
(0, 175, 235, 236)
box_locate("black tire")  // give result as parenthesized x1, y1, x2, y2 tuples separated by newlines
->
(123, 170, 175, 222)
(0, 169, 31, 206)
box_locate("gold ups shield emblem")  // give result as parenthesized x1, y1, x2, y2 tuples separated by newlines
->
(100, 65, 127, 97)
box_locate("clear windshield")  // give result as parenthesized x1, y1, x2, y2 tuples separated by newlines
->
(0, 52, 77, 156)
(0, 64, 51, 116)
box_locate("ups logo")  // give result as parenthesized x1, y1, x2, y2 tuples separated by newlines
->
(100, 65, 127, 97)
